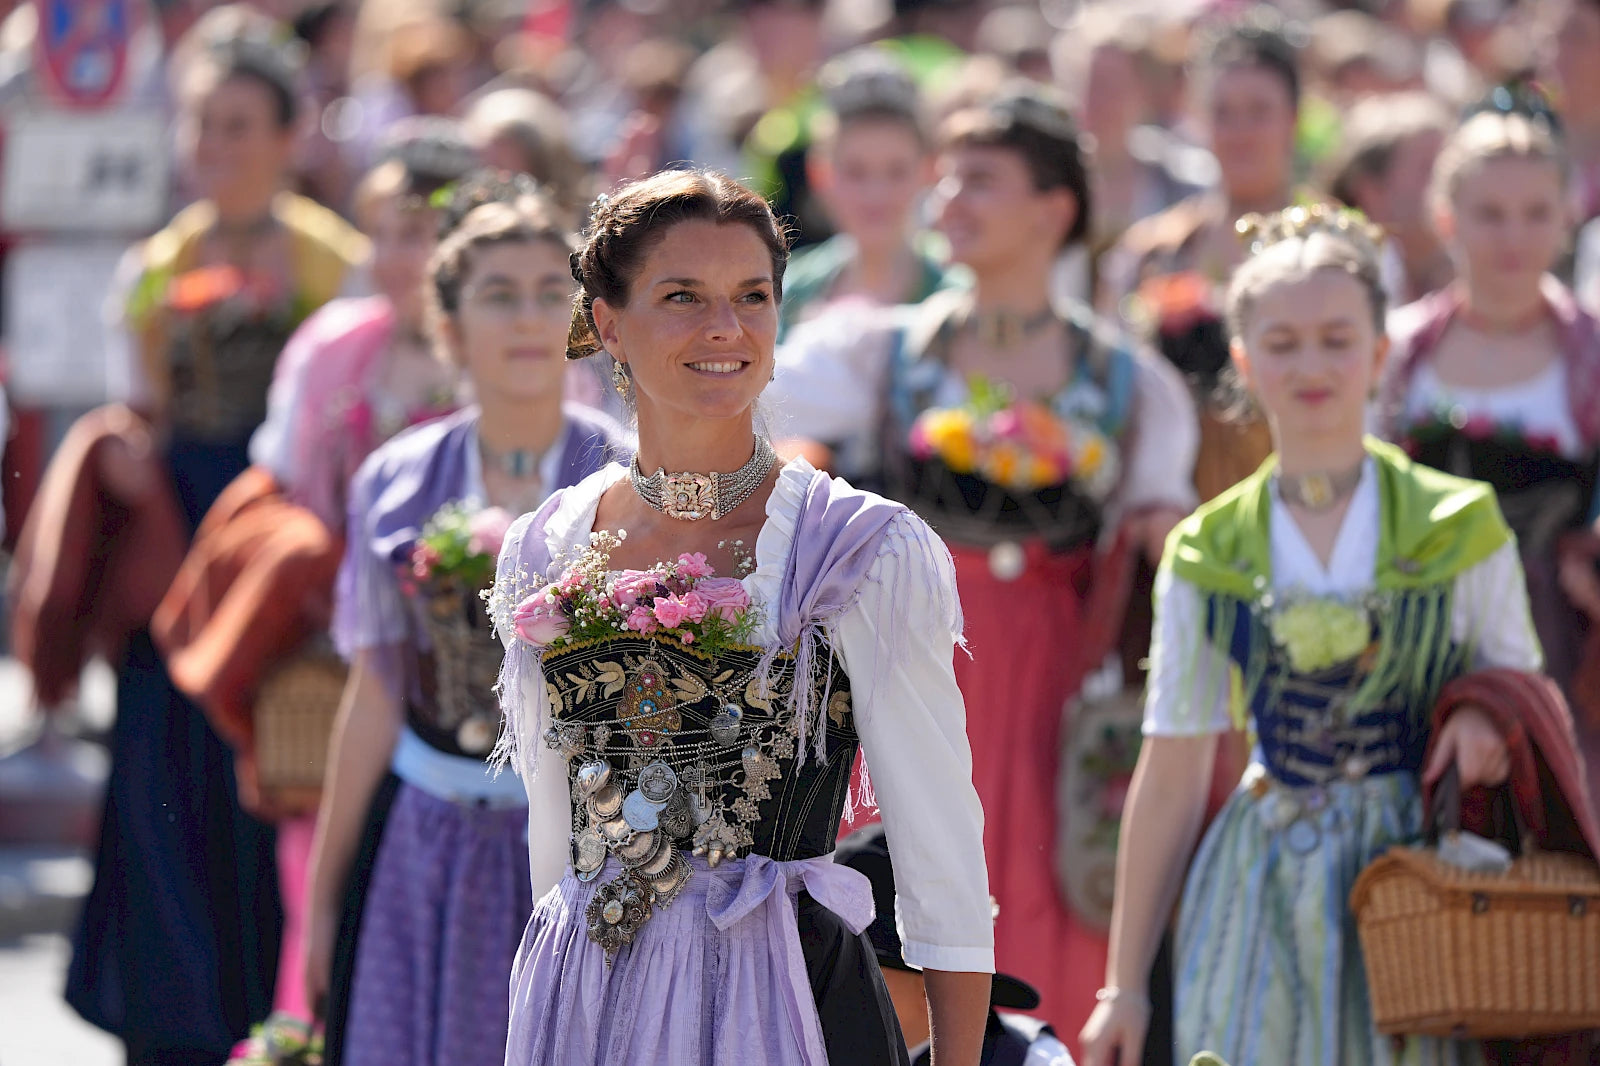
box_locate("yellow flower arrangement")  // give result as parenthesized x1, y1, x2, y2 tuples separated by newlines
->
(1268, 597, 1372, 674)
(907, 376, 1120, 497)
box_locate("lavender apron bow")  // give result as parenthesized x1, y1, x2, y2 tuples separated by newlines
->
(704, 854, 876, 1066)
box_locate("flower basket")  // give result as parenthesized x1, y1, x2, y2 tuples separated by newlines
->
(1350, 772, 1600, 1038)
(253, 635, 348, 813)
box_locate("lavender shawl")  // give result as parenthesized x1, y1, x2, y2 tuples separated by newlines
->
(490, 463, 965, 784)
(332, 405, 627, 673)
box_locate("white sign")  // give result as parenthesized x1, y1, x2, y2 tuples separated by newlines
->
(5, 239, 127, 405)
(2, 108, 168, 232)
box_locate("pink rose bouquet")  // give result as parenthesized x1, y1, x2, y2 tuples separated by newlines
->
(406, 502, 514, 599)
(508, 531, 761, 655)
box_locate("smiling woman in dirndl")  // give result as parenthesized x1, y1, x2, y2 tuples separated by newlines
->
(488, 169, 994, 1066)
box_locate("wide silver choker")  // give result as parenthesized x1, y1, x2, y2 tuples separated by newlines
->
(629, 438, 778, 522)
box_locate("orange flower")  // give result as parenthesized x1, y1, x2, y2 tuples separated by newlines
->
(1136, 271, 1215, 335)
(167, 265, 246, 313)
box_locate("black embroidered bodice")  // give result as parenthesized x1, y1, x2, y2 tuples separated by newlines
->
(401, 584, 503, 758)
(1408, 433, 1598, 560)
(540, 634, 857, 956)
(167, 305, 297, 443)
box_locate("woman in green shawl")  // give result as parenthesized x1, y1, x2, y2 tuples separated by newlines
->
(1081, 206, 1540, 1066)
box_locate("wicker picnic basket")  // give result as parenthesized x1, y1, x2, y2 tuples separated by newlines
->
(1349, 775, 1600, 1039)
(252, 637, 348, 812)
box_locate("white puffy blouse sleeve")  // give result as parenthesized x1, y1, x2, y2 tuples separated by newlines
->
(493, 502, 581, 901)
(1451, 540, 1543, 672)
(769, 305, 895, 447)
(1117, 349, 1200, 517)
(833, 513, 995, 973)
(1142, 567, 1235, 737)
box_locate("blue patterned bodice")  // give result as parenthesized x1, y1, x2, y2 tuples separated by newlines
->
(1212, 591, 1469, 789)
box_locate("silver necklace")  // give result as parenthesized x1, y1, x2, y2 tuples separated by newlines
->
(629, 438, 778, 521)
(479, 439, 545, 479)
(1277, 460, 1363, 511)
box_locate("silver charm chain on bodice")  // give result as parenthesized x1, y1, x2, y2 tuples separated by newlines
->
(543, 652, 805, 960)
(628, 437, 778, 521)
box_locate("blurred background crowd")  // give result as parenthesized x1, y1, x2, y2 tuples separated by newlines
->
(1, 0, 1599, 1063)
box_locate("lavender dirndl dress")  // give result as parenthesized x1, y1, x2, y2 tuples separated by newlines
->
(328, 405, 626, 1066)
(489, 458, 996, 1066)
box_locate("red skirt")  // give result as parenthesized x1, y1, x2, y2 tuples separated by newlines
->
(951, 540, 1102, 1042)
(837, 540, 1109, 1047)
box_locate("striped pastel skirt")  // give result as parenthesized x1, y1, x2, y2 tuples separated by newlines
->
(1174, 769, 1483, 1066)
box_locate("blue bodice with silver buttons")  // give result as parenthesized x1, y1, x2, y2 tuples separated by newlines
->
(1212, 593, 1467, 789)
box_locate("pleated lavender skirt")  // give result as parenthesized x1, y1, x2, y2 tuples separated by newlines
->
(343, 781, 532, 1066)
(506, 853, 908, 1066)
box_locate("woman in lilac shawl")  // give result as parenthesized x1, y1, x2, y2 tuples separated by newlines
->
(303, 187, 627, 1066)
(488, 170, 992, 1065)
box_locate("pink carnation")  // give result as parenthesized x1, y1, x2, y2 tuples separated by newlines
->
(610, 569, 665, 609)
(652, 596, 690, 629)
(695, 578, 751, 622)
(990, 408, 1024, 442)
(676, 552, 714, 579)
(555, 568, 590, 594)
(680, 590, 709, 624)
(625, 605, 659, 634)
(467, 506, 514, 558)
(411, 543, 441, 580)
(512, 593, 570, 647)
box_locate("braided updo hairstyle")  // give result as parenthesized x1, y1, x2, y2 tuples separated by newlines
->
(426, 172, 575, 364)
(1225, 206, 1388, 339)
(565, 169, 791, 361)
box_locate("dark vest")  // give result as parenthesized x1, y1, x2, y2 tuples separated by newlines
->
(544, 634, 858, 868)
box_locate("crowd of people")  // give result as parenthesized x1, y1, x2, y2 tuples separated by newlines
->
(5, 0, 1600, 1065)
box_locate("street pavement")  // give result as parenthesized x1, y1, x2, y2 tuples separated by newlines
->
(0, 657, 119, 1066)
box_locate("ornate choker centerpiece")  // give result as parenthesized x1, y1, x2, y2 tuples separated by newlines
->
(629, 437, 778, 521)
(1277, 460, 1363, 512)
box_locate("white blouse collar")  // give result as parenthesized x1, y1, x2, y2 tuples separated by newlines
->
(539, 455, 817, 607)
(1268, 457, 1379, 595)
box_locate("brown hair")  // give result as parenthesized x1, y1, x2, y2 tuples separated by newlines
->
(427, 193, 576, 361)
(1429, 110, 1567, 210)
(1325, 93, 1452, 209)
(463, 89, 587, 216)
(385, 18, 470, 97)
(566, 169, 791, 360)
(939, 84, 1092, 245)
(810, 48, 929, 151)
(1225, 229, 1387, 339)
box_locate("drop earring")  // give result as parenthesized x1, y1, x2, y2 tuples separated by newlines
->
(612, 360, 631, 399)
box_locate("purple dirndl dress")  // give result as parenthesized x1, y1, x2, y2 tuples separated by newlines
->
(490, 460, 995, 1066)
(328, 406, 626, 1066)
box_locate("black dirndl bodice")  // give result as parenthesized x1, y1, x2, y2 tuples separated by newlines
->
(540, 634, 857, 955)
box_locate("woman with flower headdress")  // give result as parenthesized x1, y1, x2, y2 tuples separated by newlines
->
(1081, 205, 1557, 1066)
(1378, 102, 1600, 797)
(54, 17, 367, 1062)
(489, 167, 994, 1065)
(302, 184, 627, 1066)
(772, 82, 1198, 1045)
